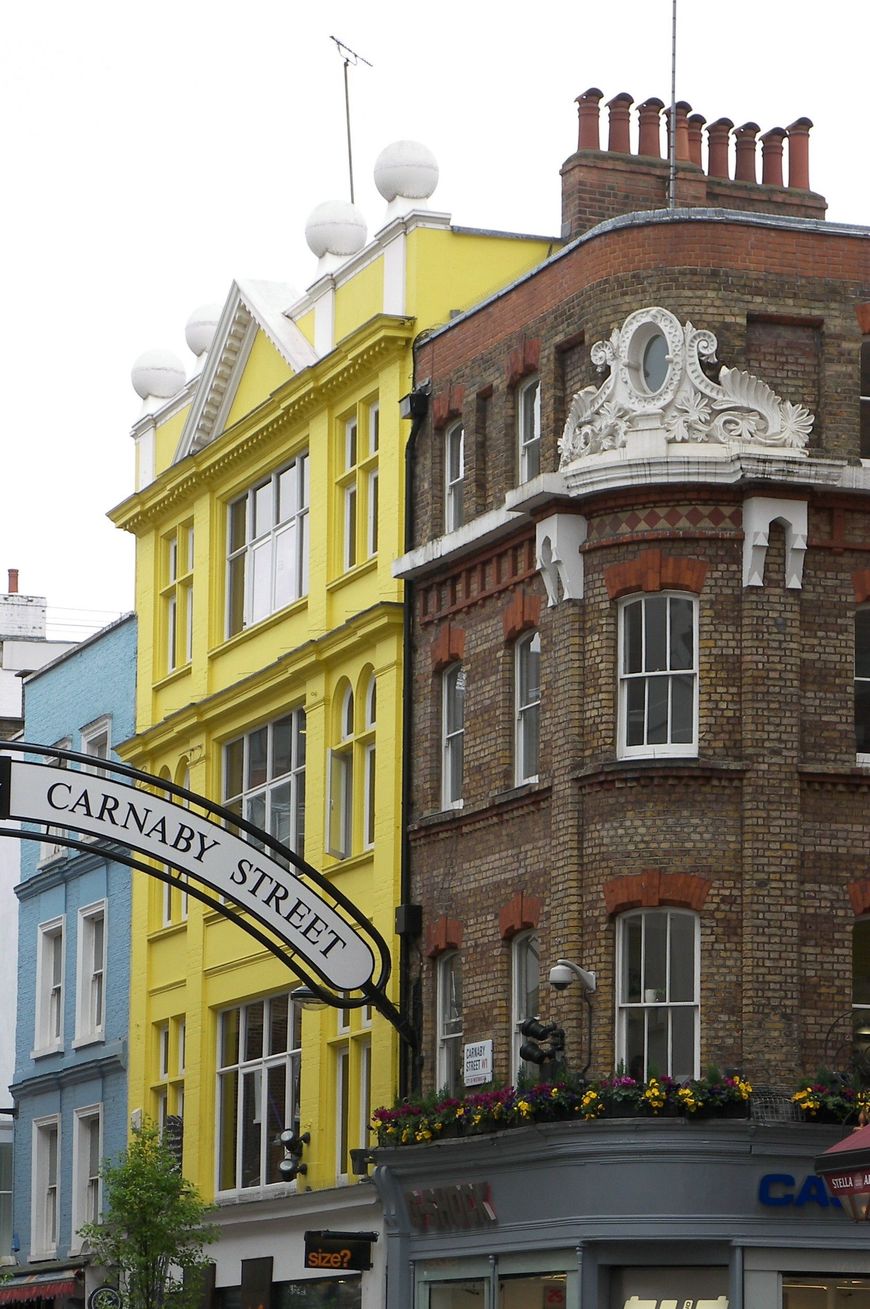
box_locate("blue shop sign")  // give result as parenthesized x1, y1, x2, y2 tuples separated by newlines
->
(759, 1173, 842, 1209)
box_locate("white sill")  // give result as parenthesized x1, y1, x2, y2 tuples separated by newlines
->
(857, 754, 870, 767)
(72, 1032, 104, 1050)
(617, 747, 699, 762)
(31, 1042, 63, 1060)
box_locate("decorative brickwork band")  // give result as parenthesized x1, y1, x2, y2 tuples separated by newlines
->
(604, 870, 711, 915)
(853, 571, 870, 606)
(432, 385, 465, 431)
(506, 338, 541, 388)
(430, 621, 465, 673)
(426, 915, 463, 957)
(502, 589, 542, 642)
(499, 891, 542, 941)
(848, 882, 870, 916)
(604, 548, 708, 600)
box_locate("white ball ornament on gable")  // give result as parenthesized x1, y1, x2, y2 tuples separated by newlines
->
(185, 304, 221, 359)
(304, 201, 368, 259)
(131, 349, 186, 400)
(374, 140, 439, 202)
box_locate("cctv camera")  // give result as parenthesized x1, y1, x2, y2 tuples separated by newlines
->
(548, 963, 575, 991)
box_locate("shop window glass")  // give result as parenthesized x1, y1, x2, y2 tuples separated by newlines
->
(783, 1277, 870, 1309)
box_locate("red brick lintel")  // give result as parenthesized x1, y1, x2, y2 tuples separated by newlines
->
(604, 869, 711, 915)
(604, 548, 708, 600)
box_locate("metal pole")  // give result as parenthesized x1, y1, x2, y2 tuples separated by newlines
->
(668, 0, 677, 209)
(343, 56, 354, 203)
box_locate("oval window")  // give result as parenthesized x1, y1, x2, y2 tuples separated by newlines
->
(642, 332, 669, 393)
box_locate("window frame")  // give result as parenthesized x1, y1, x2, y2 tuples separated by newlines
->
(336, 399, 379, 574)
(74, 901, 106, 1047)
(860, 339, 870, 460)
(517, 375, 541, 483)
(226, 452, 310, 637)
(436, 951, 463, 1096)
(441, 662, 465, 810)
(617, 591, 699, 760)
(162, 521, 194, 673)
(223, 709, 307, 859)
(326, 687, 354, 859)
(81, 716, 111, 773)
(510, 931, 540, 1084)
(444, 422, 465, 533)
(71, 1105, 102, 1248)
(39, 739, 70, 865)
(615, 907, 700, 1081)
(514, 631, 541, 785)
(215, 993, 302, 1196)
(853, 917, 870, 1071)
(33, 916, 65, 1056)
(31, 1115, 60, 1259)
(856, 606, 870, 762)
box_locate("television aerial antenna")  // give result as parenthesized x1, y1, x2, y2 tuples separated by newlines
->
(330, 35, 373, 205)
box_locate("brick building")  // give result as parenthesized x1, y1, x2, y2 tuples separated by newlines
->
(376, 90, 870, 1308)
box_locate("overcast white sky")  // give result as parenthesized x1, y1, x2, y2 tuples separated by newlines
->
(1, 1, 866, 638)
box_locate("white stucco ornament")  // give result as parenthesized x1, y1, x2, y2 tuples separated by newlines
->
(131, 349, 186, 399)
(374, 140, 439, 202)
(304, 200, 367, 259)
(185, 304, 221, 359)
(558, 307, 814, 467)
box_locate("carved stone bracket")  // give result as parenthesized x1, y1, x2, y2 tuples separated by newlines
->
(559, 307, 814, 467)
(535, 513, 587, 606)
(742, 496, 808, 589)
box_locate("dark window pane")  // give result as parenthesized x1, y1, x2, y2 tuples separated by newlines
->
(228, 555, 246, 635)
(644, 596, 667, 671)
(245, 1001, 264, 1061)
(646, 676, 669, 743)
(225, 739, 244, 802)
(669, 597, 694, 669)
(248, 728, 268, 788)
(856, 682, 870, 753)
(857, 611, 870, 679)
(624, 601, 643, 674)
(218, 1071, 238, 1190)
(854, 920, 870, 1005)
(669, 914, 695, 1002)
(229, 498, 247, 552)
(624, 916, 643, 1003)
(241, 1069, 261, 1188)
(269, 995, 289, 1055)
(671, 674, 694, 743)
(272, 717, 293, 778)
(644, 913, 667, 996)
(626, 678, 646, 746)
(671, 1005, 695, 1081)
(221, 1008, 240, 1067)
(626, 1009, 645, 1081)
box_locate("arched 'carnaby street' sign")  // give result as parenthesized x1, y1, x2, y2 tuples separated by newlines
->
(0, 743, 394, 1018)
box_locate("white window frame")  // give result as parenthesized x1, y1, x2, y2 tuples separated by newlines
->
(216, 994, 302, 1195)
(39, 739, 70, 865)
(617, 592, 699, 759)
(517, 375, 541, 483)
(436, 952, 463, 1096)
(856, 606, 870, 762)
(441, 663, 465, 810)
(226, 452, 310, 636)
(510, 931, 540, 1084)
(162, 522, 194, 673)
(335, 1045, 350, 1184)
(358, 1038, 371, 1155)
(74, 901, 106, 1047)
(81, 716, 111, 774)
(514, 631, 541, 785)
(71, 1105, 101, 1248)
(444, 422, 465, 532)
(33, 917, 65, 1056)
(326, 688, 354, 859)
(224, 709, 306, 859)
(362, 678, 376, 850)
(31, 1115, 60, 1258)
(615, 908, 700, 1080)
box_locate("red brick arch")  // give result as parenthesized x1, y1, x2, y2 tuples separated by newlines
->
(853, 570, 870, 606)
(431, 621, 465, 673)
(499, 891, 542, 940)
(604, 548, 708, 600)
(604, 869, 711, 915)
(426, 916, 463, 958)
(848, 880, 870, 917)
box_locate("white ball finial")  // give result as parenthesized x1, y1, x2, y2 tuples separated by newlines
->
(131, 349, 186, 400)
(185, 304, 221, 359)
(305, 201, 367, 259)
(374, 140, 439, 202)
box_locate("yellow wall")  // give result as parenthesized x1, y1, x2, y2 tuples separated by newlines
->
(112, 216, 556, 1199)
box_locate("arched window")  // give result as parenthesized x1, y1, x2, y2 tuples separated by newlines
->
(362, 677, 377, 849)
(517, 375, 541, 483)
(327, 686, 354, 859)
(618, 592, 698, 758)
(511, 931, 540, 1083)
(436, 952, 463, 1095)
(441, 662, 465, 808)
(444, 423, 465, 532)
(515, 631, 541, 784)
(856, 607, 870, 758)
(616, 908, 699, 1080)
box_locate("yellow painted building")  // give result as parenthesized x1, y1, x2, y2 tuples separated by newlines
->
(110, 169, 555, 1305)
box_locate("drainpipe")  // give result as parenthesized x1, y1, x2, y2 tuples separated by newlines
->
(398, 374, 430, 1097)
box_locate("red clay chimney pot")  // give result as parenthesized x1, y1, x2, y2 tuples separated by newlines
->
(786, 117, 813, 190)
(733, 122, 760, 183)
(607, 91, 634, 153)
(706, 117, 734, 178)
(760, 126, 787, 187)
(637, 97, 665, 157)
(576, 87, 604, 151)
(687, 113, 706, 167)
(7, 569, 18, 594)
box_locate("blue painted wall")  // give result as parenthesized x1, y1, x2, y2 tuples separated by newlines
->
(11, 614, 136, 1266)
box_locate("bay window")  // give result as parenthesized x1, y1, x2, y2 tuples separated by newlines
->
(616, 908, 699, 1080)
(618, 593, 698, 758)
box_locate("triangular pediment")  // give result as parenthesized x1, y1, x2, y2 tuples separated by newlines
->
(174, 279, 318, 462)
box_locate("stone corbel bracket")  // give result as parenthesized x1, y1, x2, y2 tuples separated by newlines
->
(742, 495, 808, 589)
(536, 513, 587, 605)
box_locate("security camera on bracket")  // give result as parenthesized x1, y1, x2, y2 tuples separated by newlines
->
(548, 959, 597, 993)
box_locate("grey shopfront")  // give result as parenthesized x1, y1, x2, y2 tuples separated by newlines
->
(372, 1119, 870, 1308)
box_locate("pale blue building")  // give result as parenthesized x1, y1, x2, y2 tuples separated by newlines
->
(8, 614, 135, 1301)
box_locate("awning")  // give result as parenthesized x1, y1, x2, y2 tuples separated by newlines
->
(0, 1274, 80, 1303)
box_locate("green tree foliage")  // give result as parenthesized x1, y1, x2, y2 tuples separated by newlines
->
(79, 1123, 216, 1309)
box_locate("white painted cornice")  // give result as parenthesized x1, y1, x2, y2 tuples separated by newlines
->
(393, 503, 529, 581)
